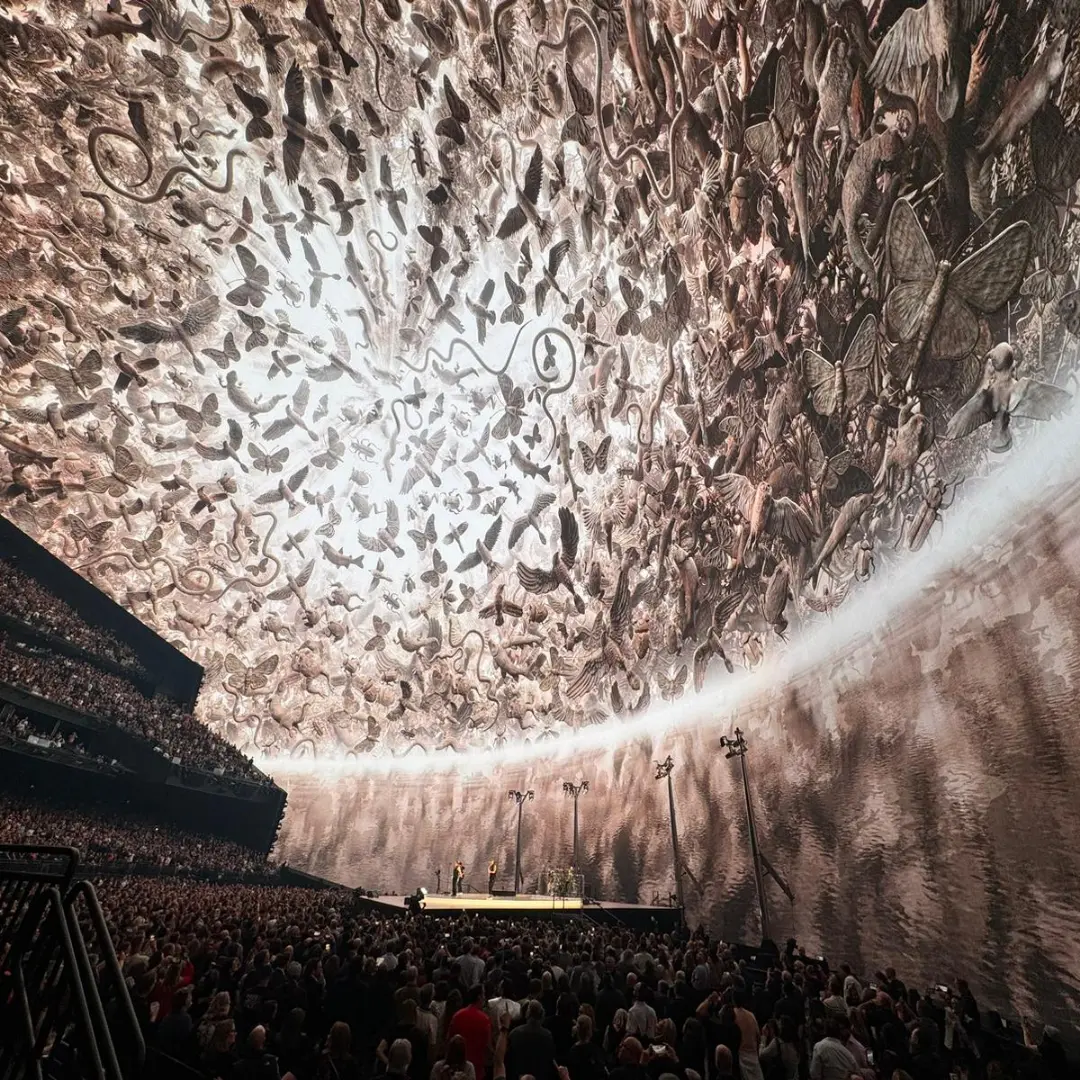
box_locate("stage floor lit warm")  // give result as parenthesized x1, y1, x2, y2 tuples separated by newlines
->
(394, 892, 583, 912)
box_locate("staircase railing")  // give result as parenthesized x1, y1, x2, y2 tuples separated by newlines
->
(0, 845, 145, 1080)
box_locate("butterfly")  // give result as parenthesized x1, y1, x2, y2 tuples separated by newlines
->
(313, 394, 329, 423)
(563, 297, 586, 331)
(239, 310, 269, 351)
(34, 349, 103, 399)
(418, 224, 450, 272)
(86, 445, 142, 496)
(522, 423, 542, 450)
(224, 652, 279, 695)
(316, 505, 341, 537)
(517, 237, 533, 283)
(804, 312, 877, 419)
(884, 199, 1032, 383)
(578, 434, 612, 474)
(421, 549, 448, 587)
(227, 244, 270, 308)
(493, 372, 525, 440)
(173, 393, 221, 434)
(364, 615, 391, 652)
(436, 75, 471, 144)
(248, 442, 289, 474)
(616, 275, 644, 336)
(743, 53, 795, 170)
(408, 513, 437, 551)
(329, 120, 366, 181)
(657, 664, 688, 702)
(501, 272, 525, 324)
(179, 519, 215, 547)
(641, 279, 691, 347)
(121, 525, 163, 563)
(67, 516, 113, 545)
(311, 428, 345, 469)
(202, 331, 240, 370)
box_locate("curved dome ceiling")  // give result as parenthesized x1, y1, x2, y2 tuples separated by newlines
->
(0, 0, 1076, 761)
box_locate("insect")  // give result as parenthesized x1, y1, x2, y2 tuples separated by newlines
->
(744, 54, 795, 170)
(883, 199, 1032, 386)
(493, 372, 525, 439)
(408, 513, 437, 551)
(616, 274, 644, 336)
(226, 244, 271, 307)
(578, 435, 612, 474)
(804, 313, 877, 420)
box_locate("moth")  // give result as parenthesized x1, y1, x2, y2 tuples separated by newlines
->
(804, 312, 876, 420)
(883, 199, 1032, 385)
(578, 435, 612, 474)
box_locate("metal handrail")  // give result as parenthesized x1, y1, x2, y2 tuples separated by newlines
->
(67, 881, 146, 1077)
(0, 848, 142, 1080)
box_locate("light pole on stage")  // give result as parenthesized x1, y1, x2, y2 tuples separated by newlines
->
(654, 755, 684, 913)
(718, 727, 793, 943)
(562, 780, 589, 875)
(508, 789, 534, 894)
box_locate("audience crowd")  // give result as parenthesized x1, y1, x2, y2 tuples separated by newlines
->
(0, 706, 121, 768)
(0, 794, 270, 874)
(70, 879, 1068, 1080)
(0, 558, 145, 673)
(0, 631, 265, 782)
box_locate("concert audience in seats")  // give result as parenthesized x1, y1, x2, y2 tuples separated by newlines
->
(0, 558, 145, 673)
(0, 631, 265, 781)
(0, 794, 269, 873)
(31, 872, 1060, 1080)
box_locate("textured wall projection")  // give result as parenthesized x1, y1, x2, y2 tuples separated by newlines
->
(3, 1, 1080, 760)
(275, 428, 1080, 1032)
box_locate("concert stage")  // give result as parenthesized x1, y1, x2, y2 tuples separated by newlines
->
(357, 891, 683, 931)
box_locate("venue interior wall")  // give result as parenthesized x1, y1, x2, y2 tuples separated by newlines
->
(275, 475, 1080, 1033)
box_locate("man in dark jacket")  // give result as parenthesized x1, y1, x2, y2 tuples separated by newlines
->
(507, 1000, 558, 1080)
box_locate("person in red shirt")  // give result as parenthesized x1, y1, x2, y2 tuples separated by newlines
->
(448, 984, 492, 1080)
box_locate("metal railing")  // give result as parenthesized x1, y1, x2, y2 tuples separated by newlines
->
(0, 846, 145, 1080)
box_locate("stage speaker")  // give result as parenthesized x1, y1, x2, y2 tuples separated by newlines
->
(492, 889, 517, 898)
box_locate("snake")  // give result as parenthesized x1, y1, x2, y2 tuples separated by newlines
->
(625, 341, 675, 448)
(533, 6, 689, 208)
(130, 0, 234, 46)
(88, 126, 245, 205)
(5, 223, 111, 289)
(365, 227, 397, 306)
(359, 0, 406, 114)
(444, 628, 502, 722)
(204, 511, 282, 601)
(74, 551, 214, 597)
(531, 327, 578, 459)
(383, 397, 423, 479)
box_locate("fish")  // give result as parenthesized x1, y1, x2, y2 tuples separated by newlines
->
(509, 441, 552, 482)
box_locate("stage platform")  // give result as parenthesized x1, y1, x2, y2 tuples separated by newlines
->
(356, 891, 683, 931)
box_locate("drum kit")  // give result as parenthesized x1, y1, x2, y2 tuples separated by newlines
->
(542, 866, 583, 898)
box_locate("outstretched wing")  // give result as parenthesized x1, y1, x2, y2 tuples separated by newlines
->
(517, 562, 557, 594)
(558, 506, 579, 566)
(713, 473, 757, 519)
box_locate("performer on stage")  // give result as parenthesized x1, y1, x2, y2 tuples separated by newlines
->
(488, 859, 497, 894)
(452, 860, 464, 897)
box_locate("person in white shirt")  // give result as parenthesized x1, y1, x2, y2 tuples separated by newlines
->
(626, 984, 657, 1041)
(809, 1021, 859, 1080)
